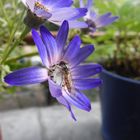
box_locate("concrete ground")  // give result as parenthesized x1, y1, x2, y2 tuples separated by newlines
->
(0, 102, 103, 140)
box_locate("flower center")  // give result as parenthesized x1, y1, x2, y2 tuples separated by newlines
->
(86, 19, 96, 28)
(48, 61, 73, 93)
(34, 2, 49, 12)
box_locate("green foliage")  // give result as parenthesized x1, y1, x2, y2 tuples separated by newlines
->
(0, 0, 32, 94)
(0, 0, 25, 43)
(86, 0, 140, 32)
(81, 0, 140, 79)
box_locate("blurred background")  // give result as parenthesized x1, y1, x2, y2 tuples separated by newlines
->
(0, 0, 140, 140)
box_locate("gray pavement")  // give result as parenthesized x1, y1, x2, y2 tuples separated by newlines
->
(0, 102, 103, 140)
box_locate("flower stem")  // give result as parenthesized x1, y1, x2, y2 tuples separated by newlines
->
(0, 0, 9, 24)
(1, 26, 30, 64)
(5, 52, 38, 64)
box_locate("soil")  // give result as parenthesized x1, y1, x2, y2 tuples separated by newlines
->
(102, 58, 140, 80)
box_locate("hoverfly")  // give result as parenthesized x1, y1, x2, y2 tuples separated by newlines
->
(34, 1, 49, 12)
(59, 61, 73, 93)
(48, 61, 73, 94)
(24, 0, 49, 17)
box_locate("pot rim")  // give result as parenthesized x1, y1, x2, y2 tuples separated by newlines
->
(102, 68, 140, 85)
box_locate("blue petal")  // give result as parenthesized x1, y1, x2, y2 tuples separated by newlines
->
(97, 16, 119, 27)
(73, 78, 102, 90)
(49, 7, 87, 22)
(95, 12, 112, 25)
(48, 80, 62, 97)
(63, 35, 81, 62)
(62, 89, 91, 111)
(32, 29, 50, 67)
(40, 26, 58, 65)
(56, 20, 69, 58)
(76, 90, 91, 109)
(34, 9, 52, 19)
(57, 95, 76, 121)
(53, 0, 73, 8)
(71, 64, 102, 79)
(67, 20, 88, 28)
(41, 0, 73, 8)
(79, 0, 84, 8)
(50, 20, 88, 29)
(86, 0, 93, 10)
(95, 13, 119, 28)
(4, 67, 48, 86)
(69, 8, 87, 20)
(89, 11, 97, 19)
(79, 0, 92, 9)
(70, 45, 94, 68)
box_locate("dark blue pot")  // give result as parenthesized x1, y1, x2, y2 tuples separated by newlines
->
(100, 69, 140, 140)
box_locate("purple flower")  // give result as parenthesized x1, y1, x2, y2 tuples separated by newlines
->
(80, 0, 119, 32)
(22, 0, 88, 28)
(4, 21, 102, 120)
